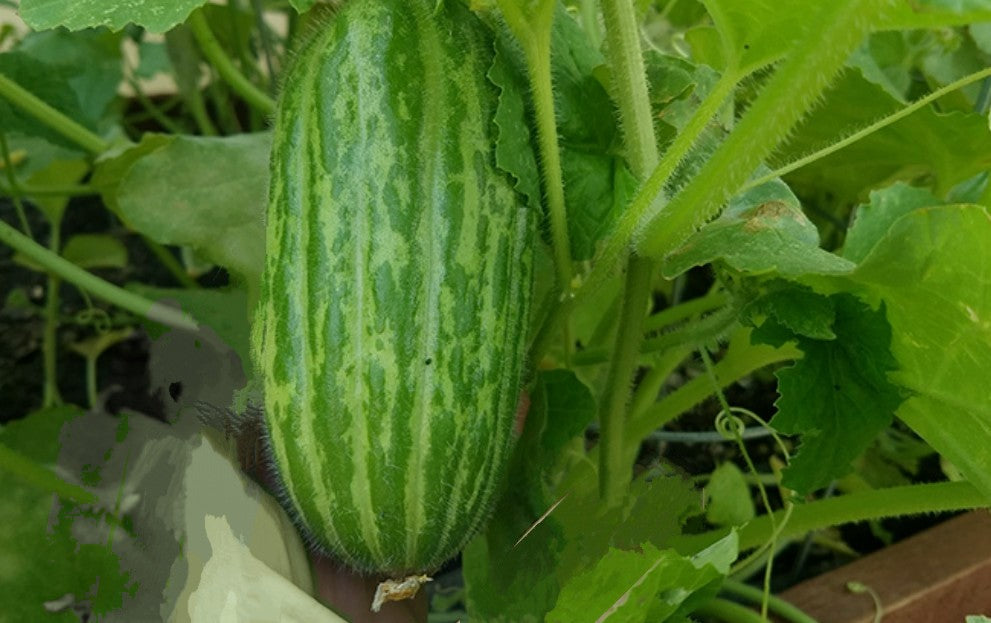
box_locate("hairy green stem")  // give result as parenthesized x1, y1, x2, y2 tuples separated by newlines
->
(601, 0, 658, 180)
(678, 481, 988, 555)
(628, 344, 692, 420)
(507, 19, 573, 293)
(595, 0, 663, 506)
(572, 304, 736, 365)
(639, 0, 891, 259)
(0, 74, 110, 155)
(746, 66, 991, 191)
(643, 289, 729, 333)
(0, 220, 198, 331)
(188, 10, 276, 116)
(597, 257, 654, 505)
(578, 0, 602, 48)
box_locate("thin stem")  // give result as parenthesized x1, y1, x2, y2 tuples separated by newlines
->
(692, 598, 766, 623)
(85, 355, 98, 410)
(250, 0, 278, 92)
(572, 304, 736, 365)
(496, 1, 573, 295)
(528, 39, 574, 292)
(626, 337, 799, 450)
(186, 81, 218, 137)
(0, 219, 199, 331)
(643, 290, 729, 333)
(0, 130, 32, 236)
(746, 66, 991, 191)
(0, 183, 97, 198)
(188, 9, 276, 116)
(42, 225, 62, 407)
(720, 580, 818, 623)
(628, 344, 692, 420)
(677, 481, 988, 555)
(0, 73, 110, 155)
(142, 237, 200, 289)
(127, 77, 188, 134)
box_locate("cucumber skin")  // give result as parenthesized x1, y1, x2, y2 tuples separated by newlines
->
(253, 0, 534, 574)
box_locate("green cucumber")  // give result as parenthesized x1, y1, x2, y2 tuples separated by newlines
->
(252, 0, 534, 575)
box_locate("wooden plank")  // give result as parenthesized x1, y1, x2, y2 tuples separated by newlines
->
(776, 511, 991, 622)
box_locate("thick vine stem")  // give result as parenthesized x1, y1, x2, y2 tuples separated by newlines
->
(600, 0, 658, 180)
(0, 73, 109, 155)
(639, 0, 892, 259)
(0, 220, 198, 332)
(187, 9, 276, 116)
(676, 481, 988, 555)
(595, 0, 662, 506)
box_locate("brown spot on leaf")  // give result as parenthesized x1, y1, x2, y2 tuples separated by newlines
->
(744, 200, 792, 232)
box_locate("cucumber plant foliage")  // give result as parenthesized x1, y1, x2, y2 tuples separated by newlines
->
(1, 0, 991, 621)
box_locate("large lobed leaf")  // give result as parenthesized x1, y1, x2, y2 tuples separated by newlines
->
(95, 132, 269, 290)
(847, 205, 991, 499)
(19, 0, 208, 33)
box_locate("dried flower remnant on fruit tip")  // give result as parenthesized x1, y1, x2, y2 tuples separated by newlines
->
(371, 574, 432, 612)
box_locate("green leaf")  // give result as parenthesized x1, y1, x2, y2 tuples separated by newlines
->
(127, 284, 250, 364)
(490, 26, 542, 214)
(0, 52, 89, 150)
(19, 0, 209, 33)
(17, 28, 124, 133)
(112, 133, 269, 287)
(700, 0, 833, 75)
(878, 0, 991, 30)
(25, 157, 90, 224)
(763, 295, 905, 494)
(0, 406, 129, 623)
(135, 40, 171, 79)
(490, 8, 635, 260)
(288, 0, 318, 12)
(548, 535, 737, 623)
(705, 462, 755, 526)
(843, 182, 943, 263)
(61, 233, 128, 269)
(744, 282, 837, 340)
(778, 68, 991, 202)
(844, 205, 991, 499)
(91, 132, 174, 212)
(663, 178, 855, 278)
(536, 369, 597, 453)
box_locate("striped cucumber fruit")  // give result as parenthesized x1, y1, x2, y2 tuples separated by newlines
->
(252, 0, 534, 575)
